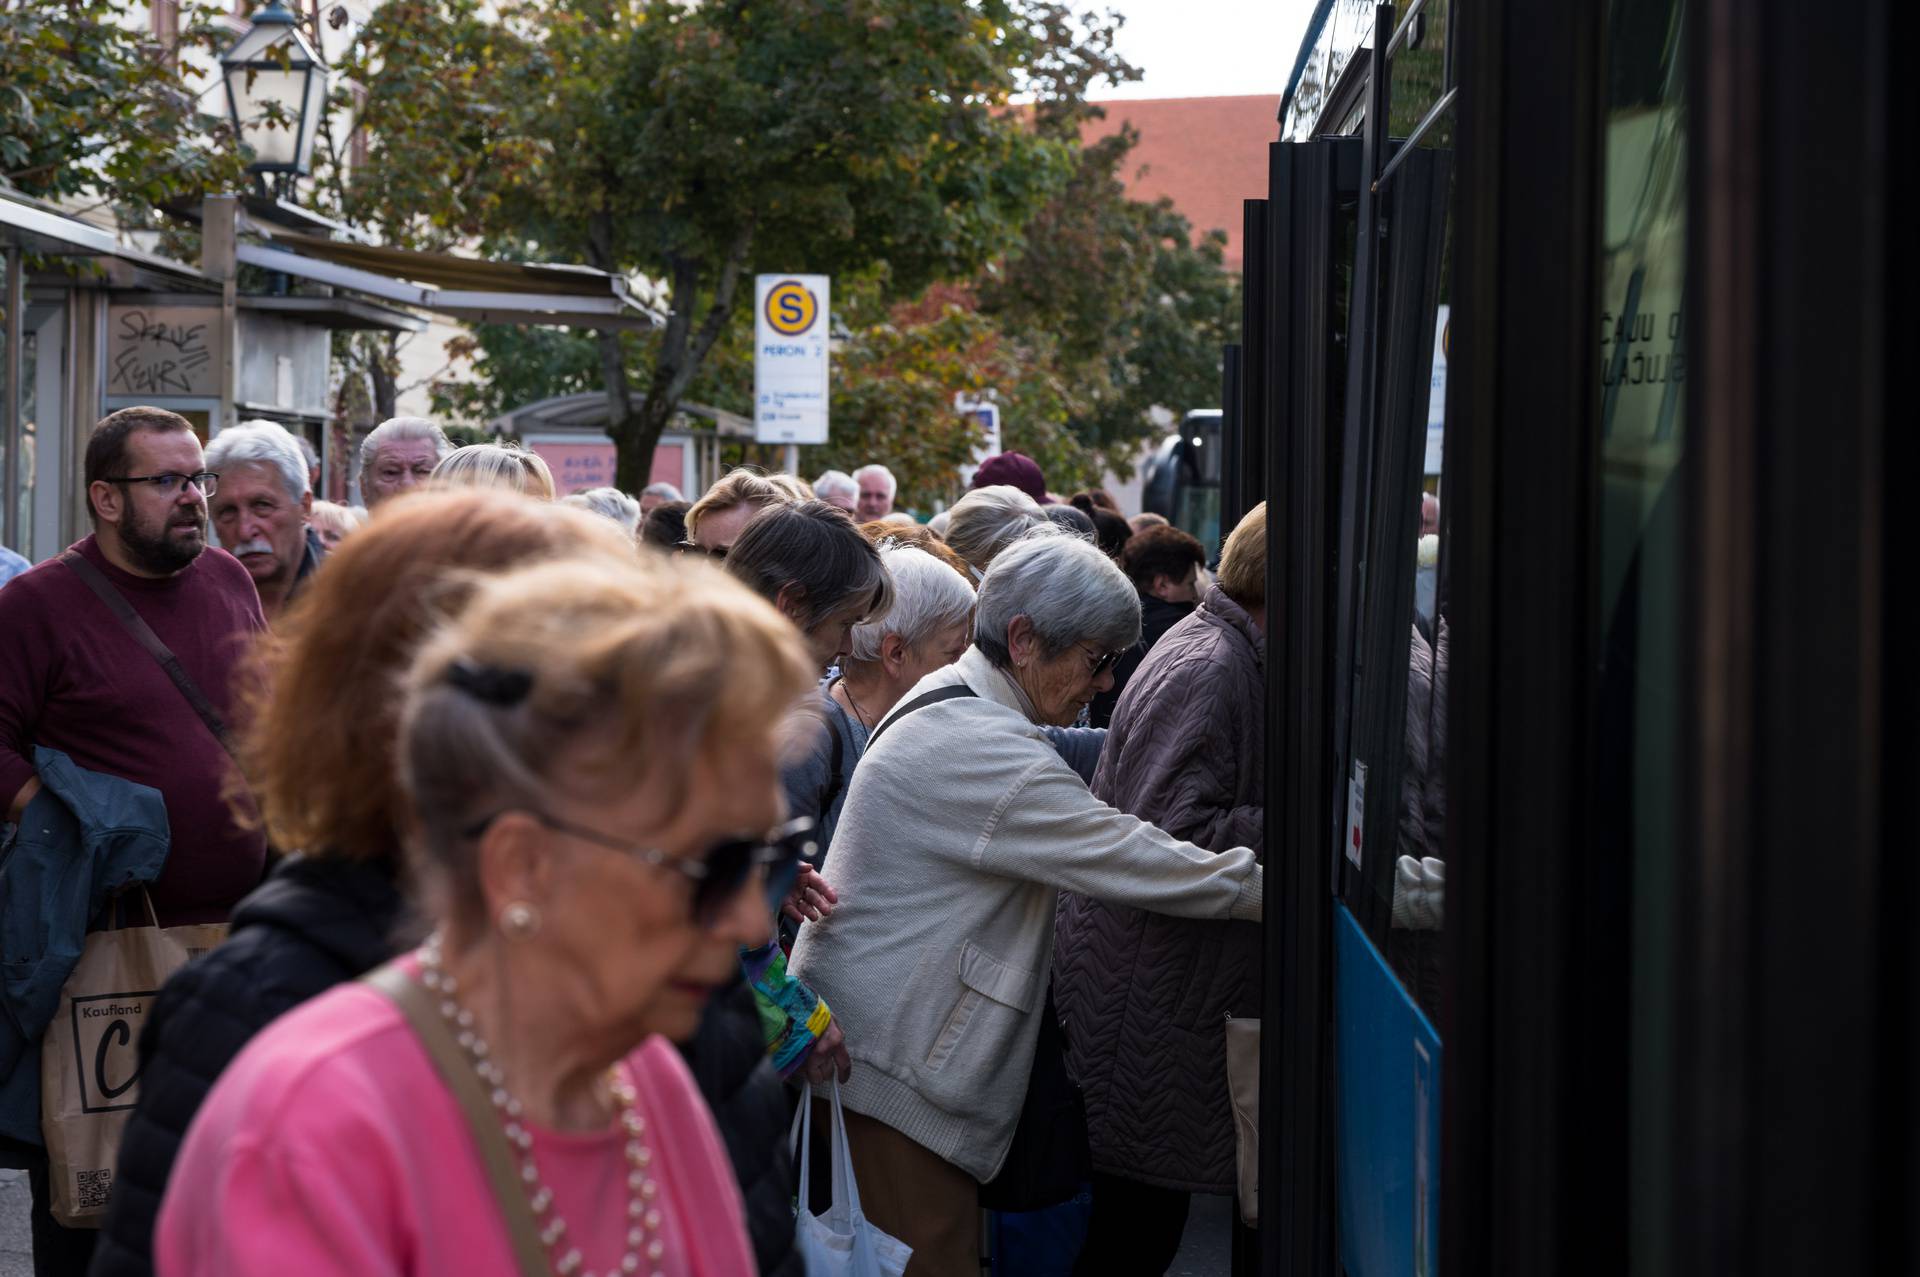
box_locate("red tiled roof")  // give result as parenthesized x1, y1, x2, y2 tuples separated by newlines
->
(1081, 95, 1279, 273)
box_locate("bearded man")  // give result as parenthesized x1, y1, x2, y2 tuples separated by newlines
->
(0, 406, 268, 917)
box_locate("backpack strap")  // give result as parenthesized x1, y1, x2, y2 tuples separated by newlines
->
(60, 549, 236, 759)
(865, 683, 978, 751)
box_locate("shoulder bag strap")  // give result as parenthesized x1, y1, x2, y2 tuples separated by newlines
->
(864, 682, 977, 751)
(825, 702, 846, 808)
(59, 549, 236, 760)
(362, 961, 550, 1277)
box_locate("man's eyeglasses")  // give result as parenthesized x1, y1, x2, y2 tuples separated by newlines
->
(106, 472, 219, 498)
(463, 810, 816, 926)
(676, 541, 727, 560)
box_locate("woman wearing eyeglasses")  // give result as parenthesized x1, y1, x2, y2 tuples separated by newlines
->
(155, 552, 816, 1277)
(788, 529, 1267, 1277)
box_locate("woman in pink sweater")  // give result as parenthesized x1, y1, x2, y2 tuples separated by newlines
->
(157, 548, 821, 1277)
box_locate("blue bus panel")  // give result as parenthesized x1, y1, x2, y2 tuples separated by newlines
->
(1335, 903, 1442, 1277)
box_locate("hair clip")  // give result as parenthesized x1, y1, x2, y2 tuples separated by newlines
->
(444, 660, 533, 707)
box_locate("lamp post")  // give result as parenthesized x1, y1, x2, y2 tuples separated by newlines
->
(220, 0, 327, 198)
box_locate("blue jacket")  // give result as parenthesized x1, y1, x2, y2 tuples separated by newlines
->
(0, 748, 169, 1149)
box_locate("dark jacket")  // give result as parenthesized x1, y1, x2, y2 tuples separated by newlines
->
(89, 854, 408, 1277)
(0, 748, 170, 1154)
(289, 528, 325, 603)
(680, 980, 805, 1277)
(1088, 592, 1196, 728)
(1053, 586, 1265, 1191)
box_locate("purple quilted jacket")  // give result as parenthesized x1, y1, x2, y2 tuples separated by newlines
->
(1053, 584, 1265, 1192)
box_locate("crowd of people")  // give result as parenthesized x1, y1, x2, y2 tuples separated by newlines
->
(0, 405, 1273, 1277)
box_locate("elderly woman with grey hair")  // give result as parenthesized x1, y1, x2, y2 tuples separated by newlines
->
(782, 545, 975, 856)
(941, 483, 1047, 578)
(559, 485, 643, 533)
(788, 529, 1265, 1277)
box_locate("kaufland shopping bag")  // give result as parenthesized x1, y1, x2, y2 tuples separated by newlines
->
(40, 890, 224, 1226)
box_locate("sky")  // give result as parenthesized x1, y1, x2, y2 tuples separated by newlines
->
(1088, 0, 1320, 101)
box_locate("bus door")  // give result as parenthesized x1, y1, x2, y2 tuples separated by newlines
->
(1259, 6, 1458, 1275)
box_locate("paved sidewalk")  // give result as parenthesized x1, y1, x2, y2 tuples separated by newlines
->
(0, 1165, 1236, 1277)
(2, 1169, 29, 1277)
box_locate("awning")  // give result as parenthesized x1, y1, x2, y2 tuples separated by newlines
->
(235, 229, 667, 331)
(1, 194, 213, 289)
(241, 293, 426, 333)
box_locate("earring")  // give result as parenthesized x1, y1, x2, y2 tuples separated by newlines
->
(498, 901, 541, 939)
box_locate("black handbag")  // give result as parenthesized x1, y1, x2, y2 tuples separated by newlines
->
(979, 982, 1091, 1212)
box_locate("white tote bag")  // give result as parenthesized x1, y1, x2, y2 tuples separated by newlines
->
(790, 1079, 912, 1277)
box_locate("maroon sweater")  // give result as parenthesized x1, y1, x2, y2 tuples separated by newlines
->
(0, 535, 269, 924)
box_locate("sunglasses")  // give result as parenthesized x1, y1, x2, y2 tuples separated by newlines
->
(676, 540, 728, 560)
(1077, 644, 1125, 678)
(463, 810, 817, 927)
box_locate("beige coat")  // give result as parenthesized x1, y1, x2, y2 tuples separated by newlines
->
(788, 646, 1263, 1182)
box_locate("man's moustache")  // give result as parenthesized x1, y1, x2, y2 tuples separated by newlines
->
(228, 536, 275, 556)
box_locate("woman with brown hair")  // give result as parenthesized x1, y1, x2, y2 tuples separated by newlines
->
(90, 491, 634, 1277)
(858, 519, 972, 581)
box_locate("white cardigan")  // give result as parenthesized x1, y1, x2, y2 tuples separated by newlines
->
(789, 647, 1264, 1181)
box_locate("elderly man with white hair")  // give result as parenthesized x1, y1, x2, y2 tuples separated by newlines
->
(789, 528, 1265, 1276)
(854, 463, 898, 520)
(356, 415, 451, 509)
(812, 469, 860, 513)
(639, 480, 684, 516)
(205, 419, 323, 622)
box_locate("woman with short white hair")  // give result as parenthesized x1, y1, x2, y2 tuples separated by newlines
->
(789, 529, 1265, 1276)
(559, 486, 643, 533)
(941, 484, 1047, 577)
(783, 545, 976, 855)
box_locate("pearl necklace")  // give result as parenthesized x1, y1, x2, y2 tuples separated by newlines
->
(418, 936, 666, 1277)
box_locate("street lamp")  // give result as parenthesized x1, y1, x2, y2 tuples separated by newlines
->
(220, 0, 328, 195)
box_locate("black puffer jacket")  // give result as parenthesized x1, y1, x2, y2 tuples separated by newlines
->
(681, 978, 805, 1277)
(90, 853, 408, 1277)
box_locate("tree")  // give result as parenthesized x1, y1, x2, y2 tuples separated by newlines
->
(0, 0, 244, 209)
(978, 127, 1240, 487)
(345, 0, 1133, 490)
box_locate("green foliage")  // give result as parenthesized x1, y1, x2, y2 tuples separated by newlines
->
(0, 1, 246, 208)
(429, 324, 606, 424)
(978, 127, 1240, 485)
(430, 123, 1241, 501)
(343, 0, 1137, 487)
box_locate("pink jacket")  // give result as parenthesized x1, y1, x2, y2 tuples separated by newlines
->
(156, 981, 756, 1277)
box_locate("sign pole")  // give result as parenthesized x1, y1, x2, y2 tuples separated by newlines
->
(782, 443, 800, 476)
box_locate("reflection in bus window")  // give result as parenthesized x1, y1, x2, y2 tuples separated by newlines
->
(1387, 199, 1455, 1024)
(1596, 1, 1687, 1271)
